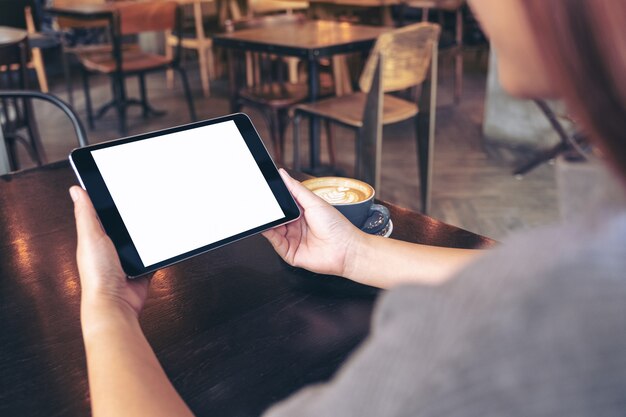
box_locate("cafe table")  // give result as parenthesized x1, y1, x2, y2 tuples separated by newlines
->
(213, 20, 390, 174)
(0, 161, 494, 416)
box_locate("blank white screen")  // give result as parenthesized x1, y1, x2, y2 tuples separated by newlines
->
(91, 120, 284, 267)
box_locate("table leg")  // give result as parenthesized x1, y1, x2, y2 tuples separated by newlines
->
(24, 97, 46, 165)
(454, 7, 464, 104)
(114, 73, 127, 136)
(307, 57, 321, 171)
(0, 127, 10, 175)
(381, 5, 394, 27)
(227, 49, 241, 113)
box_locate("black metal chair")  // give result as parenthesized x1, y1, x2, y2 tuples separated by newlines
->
(0, 90, 88, 173)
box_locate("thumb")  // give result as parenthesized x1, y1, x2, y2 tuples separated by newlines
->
(279, 169, 327, 209)
(70, 186, 106, 245)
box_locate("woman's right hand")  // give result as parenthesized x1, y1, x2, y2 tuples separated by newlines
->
(262, 169, 366, 278)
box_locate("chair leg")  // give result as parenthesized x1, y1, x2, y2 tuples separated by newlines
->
(206, 45, 216, 80)
(25, 103, 46, 165)
(454, 8, 463, 104)
(324, 119, 336, 167)
(293, 112, 302, 170)
(5, 135, 19, 172)
(198, 44, 211, 97)
(278, 110, 292, 165)
(354, 128, 362, 179)
(176, 67, 197, 121)
(60, 46, 73, 107)
(113, 75, 127, 136)
(31, 47, 49, 93)
(269, 109, 282, 164)
(165, 38, 175, 90)
(139, 73, 149, 119)
(81, 69, 94, 130)
(415, 113, 429, 214)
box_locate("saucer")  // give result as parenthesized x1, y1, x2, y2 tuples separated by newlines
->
(366, 219, 393, 238)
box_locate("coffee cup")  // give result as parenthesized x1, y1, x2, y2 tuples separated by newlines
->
(302, 177, 390, 235)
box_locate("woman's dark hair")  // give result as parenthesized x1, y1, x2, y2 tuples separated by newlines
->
(525, 0, 626, 181)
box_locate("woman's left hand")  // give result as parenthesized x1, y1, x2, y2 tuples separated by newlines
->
(70, 186, 150, 325)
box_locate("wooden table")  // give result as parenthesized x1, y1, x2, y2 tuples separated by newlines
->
(0, 161, 493, 416)
(213, 20, 389, 174)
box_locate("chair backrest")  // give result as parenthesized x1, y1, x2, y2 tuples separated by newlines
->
(0, 91, 88, 174)
(54, 0, 110, 29)
(227, 11, 305, 31)
(116, 1, 179, 36)
(403, 0, 465, 11)
(359, 22, 441, 94)
(247, 0, 308, 16)
(358, 52, 384, 191)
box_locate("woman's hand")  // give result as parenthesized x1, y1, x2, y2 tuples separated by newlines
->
(70, 186, 149, 324)
(262, 170, 367, 277)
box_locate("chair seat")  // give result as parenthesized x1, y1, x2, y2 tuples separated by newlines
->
(27, 33, 60, 49)
(80, 50, 171, 74)
(295, 92, 419, 128)
(239, 82, 309, 108)
(67, 43, 140, 55)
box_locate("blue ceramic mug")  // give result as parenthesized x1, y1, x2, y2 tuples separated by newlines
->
(302, 177, 390, 235)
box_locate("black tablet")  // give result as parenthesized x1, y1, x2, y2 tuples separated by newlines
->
(70, 113, 300, 278)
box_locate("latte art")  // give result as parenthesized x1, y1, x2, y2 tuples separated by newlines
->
(312, 186, 369, 204)
(302, 177, 374, 205)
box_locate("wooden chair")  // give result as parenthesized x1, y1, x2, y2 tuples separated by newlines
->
(52, 0, 121, 107)
(77, 1, 197, 135)
(227, 12, 313, 164)
(293, 22, 441, 213)
(165, 0, 217, 97)
(400, 0, 464, 103)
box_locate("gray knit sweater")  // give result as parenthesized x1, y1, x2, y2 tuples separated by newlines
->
(265, 164, 626, 417)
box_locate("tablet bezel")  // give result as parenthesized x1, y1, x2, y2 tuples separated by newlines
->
(70, 113, 300, 278)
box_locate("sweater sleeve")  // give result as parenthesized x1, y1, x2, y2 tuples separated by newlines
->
(263, 217, 626, 417)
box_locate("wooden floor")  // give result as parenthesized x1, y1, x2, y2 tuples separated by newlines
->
(16, 52, 558, 240)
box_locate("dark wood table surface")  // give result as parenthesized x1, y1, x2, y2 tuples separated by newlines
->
(0, 161, 494, 416)
(213, 20, 390, 173)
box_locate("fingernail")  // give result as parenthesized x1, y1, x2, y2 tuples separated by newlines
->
(279, 168, 291, 179)
(69, 187, 79, 202)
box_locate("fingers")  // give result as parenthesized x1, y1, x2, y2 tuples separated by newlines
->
(70, 186, 106, 244)
(262, 225, 287, 247)
(279, 169, 327, 209)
